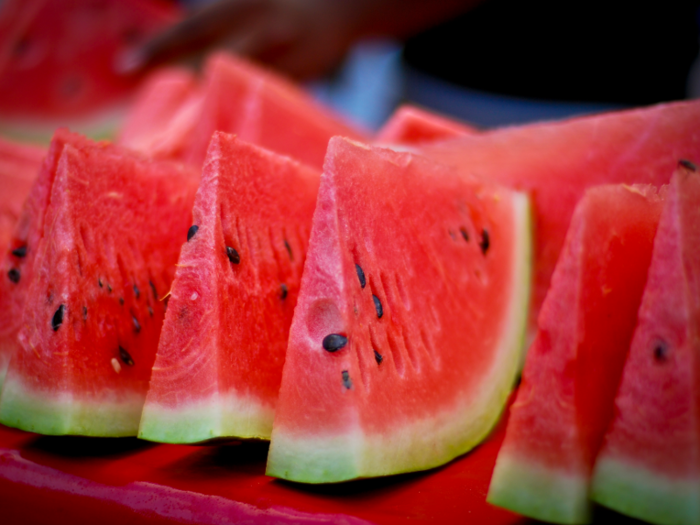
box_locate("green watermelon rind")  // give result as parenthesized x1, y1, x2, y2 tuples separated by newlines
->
(266, 193, 532, 483)
(0, 375, 142, 437)
(591, 457, 700, 525)
(138, 394, 275, 444)
(487, 453, 591, 524)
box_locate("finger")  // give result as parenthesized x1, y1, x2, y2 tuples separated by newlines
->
(115, 0, 264, 74)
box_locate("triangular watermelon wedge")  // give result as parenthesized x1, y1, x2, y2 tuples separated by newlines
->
(375, 104, 478, 146)
(266, 137, 531, 483)
(0, 132, 198, 436)
(487, 184, 666, 523)
(139, 132, 320, 444)
(591, 162, 700, 525)
(420, 100, 700, 340)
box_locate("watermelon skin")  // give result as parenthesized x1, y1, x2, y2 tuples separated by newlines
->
(421, 100, 700, 341)
(0, 133, 198, 437)
(375, 104, 478, 145)
(487, 184, 666, 524)
(139, 132, 320, 444)
(266, 137, 531, 483)
(0, 0, 180, 140)
(591, 164, 700, 525)
(181, 52, 367, 170)
(0, 137, 44, 255)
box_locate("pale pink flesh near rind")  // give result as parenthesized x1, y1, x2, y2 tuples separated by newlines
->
(488, 184, 666, 524)
(267, 137, 531, 483)
(591, 164, 700, 525)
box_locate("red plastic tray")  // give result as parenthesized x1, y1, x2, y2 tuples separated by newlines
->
(0, 416, 524, 525)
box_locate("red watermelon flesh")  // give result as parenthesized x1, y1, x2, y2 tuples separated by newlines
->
(0, 132, 198, 437)
(0, 137, 44, 255)
(421, 100, 700, 340)
(375, 104, 478, 146)
(180, 52, 368, 170)
(266, 137, 531, 483)
(139, 132, 320, 444)
(0, 0, 179, 139)
(591, 162, 700, 525)
(487, 184, 666, 524)
(117, 67, 202, 159)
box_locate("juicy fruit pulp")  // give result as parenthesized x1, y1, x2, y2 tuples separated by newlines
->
(267, 137, 531, 483)
(488, 184, 666, 524)
(421, 100, 700, 340)
(591, 163, 700, 525)
(0, 131, 198, 436)
(375, 104, 478, 145)
(139, 132, 320, 444)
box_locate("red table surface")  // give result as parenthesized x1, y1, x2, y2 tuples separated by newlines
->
(0, 412, 527, 525)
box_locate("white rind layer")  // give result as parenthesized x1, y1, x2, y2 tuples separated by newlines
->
(138, 393, 275, 444)
(487, 453, 591, 524)
(0, 374, 144, 437)
(267, 192, 532, 483)
(592, 457, 700, 525)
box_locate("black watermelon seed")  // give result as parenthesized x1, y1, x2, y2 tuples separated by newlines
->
(341, 370, 352, 389)
(284, 239, 293, 260)
(374, 350, 383, 364)
(653, 340, 670, 362)
(107, 284, 112, 293)
(7, 268, 20, 283)
(118, 346, 134, 366)
(226, 246, 240, 264)
(187, 225, 199, 241)
(372, 295, 383, 319)
(98, 278, 103, 288)
(52, 304, 65, 331)
(82, 306, 87, 320)
(133, 284, 140, 299)
(460, 227, 469, 242)
(479, 229, 490, 255)
(132, 315, 141, 333)
(280, 283, 288, 300)
(119, 297, 124, 306)
(11, 246, 27, 258)
(322, 333, 348, 352)
(355, 264, 366, 289)
(679, 159, 698, 171)
(148, 306, 154, 317)
(149, 280, 158, 300)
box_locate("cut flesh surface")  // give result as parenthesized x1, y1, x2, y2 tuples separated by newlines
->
(0, 132, 198, 436)
(421, 100, 700, 339)
(591, 163, 700, 525)
(375, 104, 478, 146)
(139, 132, 320, 443)
(183, 52, 367, 169)
(487, 184, 666, 524)
(267, 137, 531, 483)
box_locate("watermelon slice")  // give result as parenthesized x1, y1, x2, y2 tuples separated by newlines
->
(117, 67, 201, 160)
(139, 132, 321, 444)
(0, 0, 180, 141)
(487, 184, 666, 524)
(266, 137, 531, 483)
(0, 137, 44, 255)
(375, 104, 478, 145)
(118, 52, 367, 170)
(420, 100, 700, 340)
(0, 131, 198, 436)
(591, 162, 700, 525)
